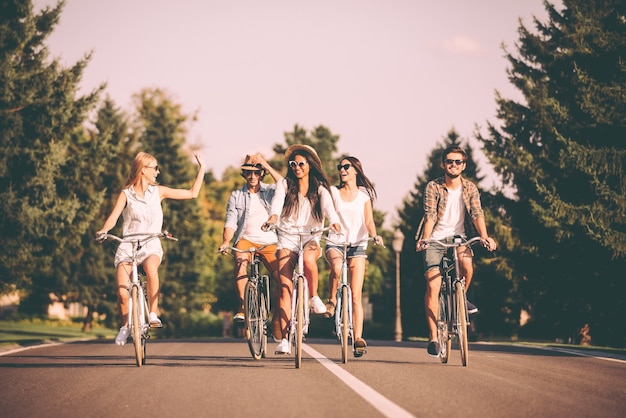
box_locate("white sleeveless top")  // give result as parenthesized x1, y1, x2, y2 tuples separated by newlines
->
(114, 184, 164, 267)
(328, 186, 370, 247)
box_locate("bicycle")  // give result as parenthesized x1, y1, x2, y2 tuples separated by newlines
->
(96, 231, 178, 367)
(264, 224, 328, 368)
(219, 244, 274, 360)
(324, 236, 382, 363)
(424, 235, 485, 366)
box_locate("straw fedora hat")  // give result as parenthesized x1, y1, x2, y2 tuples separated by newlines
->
(284, 144, 322, 168)
(240, 155, 263, 171)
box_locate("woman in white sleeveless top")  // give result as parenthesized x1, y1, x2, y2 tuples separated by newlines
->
(97, 151, 205, 345)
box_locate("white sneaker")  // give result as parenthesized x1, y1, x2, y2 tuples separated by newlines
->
(148, 312, 162, 328)
(275, 338, 291, 354)
(115, 326, 129, 346)
(310, 295, 327, 314)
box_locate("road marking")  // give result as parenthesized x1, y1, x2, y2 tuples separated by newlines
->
(303, 344, 415, 418)
(534, 346, 626, 364)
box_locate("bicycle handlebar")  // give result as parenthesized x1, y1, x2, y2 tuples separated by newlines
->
(96, 231, 179, 244)
(262, 223, 332, 237)
(218, 243, 277, 255)
(422, 236, 485, 249)
(324, 236, 385, 248)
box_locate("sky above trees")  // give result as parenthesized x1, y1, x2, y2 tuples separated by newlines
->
(35, 0, 555, 226)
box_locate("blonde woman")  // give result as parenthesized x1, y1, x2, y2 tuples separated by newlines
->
(97, 151, 205, 345)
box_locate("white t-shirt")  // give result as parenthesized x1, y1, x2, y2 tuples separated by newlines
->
(241, 192, 276, 244)
(328, 186, 370, 247)
(431, 186, 465, 240)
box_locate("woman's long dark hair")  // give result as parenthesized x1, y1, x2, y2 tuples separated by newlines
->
(337, 156, 377, 207)
(282, 150, 331, 222)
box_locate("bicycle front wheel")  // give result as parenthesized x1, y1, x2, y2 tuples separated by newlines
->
(455, 281, 469, 366)
(340, 286, 349, 363)
(437, 288, 451, 364)
(131, 285, 143, 367)
(244, 281, 263, 360)
(295, 275, 304, 369)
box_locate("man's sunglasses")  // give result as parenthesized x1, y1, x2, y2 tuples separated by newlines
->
(445, 159, 465, 165)
(289, 160, 307, 169)
(337, 163, 352, 171)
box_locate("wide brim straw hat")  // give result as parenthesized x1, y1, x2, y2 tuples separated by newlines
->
(240, 155, 263, 171)
(284, 144, 322, 168)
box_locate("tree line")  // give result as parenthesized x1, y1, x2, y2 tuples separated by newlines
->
(1, 0, 624, 346)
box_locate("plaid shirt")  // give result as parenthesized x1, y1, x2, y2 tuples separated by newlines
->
(419, 176, 484, 239)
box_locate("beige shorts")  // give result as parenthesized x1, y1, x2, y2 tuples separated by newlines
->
(114, 239, 163, 267)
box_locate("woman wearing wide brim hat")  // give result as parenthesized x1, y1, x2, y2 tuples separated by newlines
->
(263, 144, 342, 355)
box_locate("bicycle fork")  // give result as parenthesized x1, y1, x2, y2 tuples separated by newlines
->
(127, 264, 149, 340)
(290, 273, 310, 337)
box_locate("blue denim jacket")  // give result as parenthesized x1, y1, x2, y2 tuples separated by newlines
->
(224, 183, 277, 244)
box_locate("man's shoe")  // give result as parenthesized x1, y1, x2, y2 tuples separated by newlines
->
(427, 341, 439, 357)
(275, 338, 291, 355)
(323, 299, 335, 318)
(466, 300, 479, 314)
(148, 312, 163, 327)
(310, 296, 327, 314)
(115, 326, 130, 346)
(234, 308, 245, 322)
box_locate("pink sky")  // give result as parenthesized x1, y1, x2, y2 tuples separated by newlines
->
(35, 0, 553, 227)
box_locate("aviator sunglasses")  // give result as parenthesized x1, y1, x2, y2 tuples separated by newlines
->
(337, 163, 352, 171)
(289, 160, 307, 169)
(445, 159, 465, 166)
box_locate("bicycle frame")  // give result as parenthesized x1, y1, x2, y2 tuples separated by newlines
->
(97, 231, 177, 367)
(270, 225, 328, 368)
(221, 244, 274, 360)
(324, 236, 375, 363)
(427, 235, 483, 366)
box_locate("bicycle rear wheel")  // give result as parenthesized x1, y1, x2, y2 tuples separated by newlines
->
(244, 280, 263, 360)
(437, 288, 451, 364)
(131, 285, 143, 367)
(455, 281, 469, 366)
(340, 286, 349, 363)
(295, 275, 304, 369)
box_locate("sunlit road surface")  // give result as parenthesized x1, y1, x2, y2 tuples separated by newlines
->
(1, 338, 625, 418)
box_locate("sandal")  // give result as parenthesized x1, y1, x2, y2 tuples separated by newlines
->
(354, 338, 367, 357)
(323, 299, 335, 318)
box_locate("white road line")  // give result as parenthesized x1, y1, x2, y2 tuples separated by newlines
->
(303, 344, 415, 418)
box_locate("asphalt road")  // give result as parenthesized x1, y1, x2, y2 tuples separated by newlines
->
(1, 337, 624, 418)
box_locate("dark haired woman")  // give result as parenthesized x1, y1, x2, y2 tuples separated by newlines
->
(263, 144, 341, 354)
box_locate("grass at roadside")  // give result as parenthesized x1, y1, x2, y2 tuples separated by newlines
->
(0, 319, 116, 350)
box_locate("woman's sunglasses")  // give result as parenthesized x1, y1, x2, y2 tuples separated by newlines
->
(289, 160, 307, 169)
(337, 163, 352, 171)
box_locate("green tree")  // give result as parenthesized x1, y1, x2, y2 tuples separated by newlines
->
(0, 0, 106, 313)
(477, 0, 626, 346)
(130, 88, 214, 336)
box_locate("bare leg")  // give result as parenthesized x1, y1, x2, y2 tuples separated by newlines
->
(424, 268, 442, 342)
(349, 257, 366, 339)
(325, 248, 342, 306)
(302, 241, 321, 297)
(276, 249, 296, 339)
(142, 255, 162, 314)
(116, 263, 131, 326)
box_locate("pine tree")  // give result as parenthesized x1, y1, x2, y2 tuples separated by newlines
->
(0, 0, 105, 313)
(477, 0, 626, 346)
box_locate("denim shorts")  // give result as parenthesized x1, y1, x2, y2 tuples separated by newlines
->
(325, 245, 367, 258)
(422, 236, 473, 273)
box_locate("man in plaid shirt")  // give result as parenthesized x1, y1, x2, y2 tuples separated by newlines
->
(416, 145, 497, 357)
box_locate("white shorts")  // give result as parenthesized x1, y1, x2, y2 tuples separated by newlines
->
(114, 239, 163, 267)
